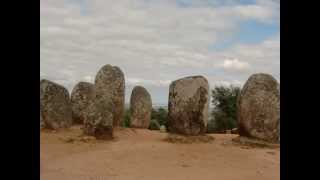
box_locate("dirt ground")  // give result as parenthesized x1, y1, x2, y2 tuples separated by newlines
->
(40, 126, 280, 180)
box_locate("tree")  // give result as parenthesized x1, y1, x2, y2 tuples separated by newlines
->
(150, 107, 168, 129)
(122, 108, 131, 128)
(209, 85, 240, 133)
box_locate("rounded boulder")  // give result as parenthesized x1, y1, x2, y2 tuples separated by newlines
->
(237, 73, 280, 143)
(40, 79, 72, 130)
(71, 82, 95, 124)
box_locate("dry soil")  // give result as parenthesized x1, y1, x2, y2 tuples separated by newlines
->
(40, 126, 280, 180)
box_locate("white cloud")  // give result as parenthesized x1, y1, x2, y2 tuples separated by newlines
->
(222, 58, 250, 71)
(83, 75, 93, 82)
(214, 80, 243, 87)
(40, 0, 279, 104)
(127, 78, 171, 87)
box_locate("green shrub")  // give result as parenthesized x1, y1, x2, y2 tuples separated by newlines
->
(149, 119, 161, 130)
(151, 107, 168, 126)
(122, 108, 131, 128)
(210, 85, 240, 133)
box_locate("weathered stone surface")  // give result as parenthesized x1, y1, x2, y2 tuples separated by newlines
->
(71, 82, 95, 124)
(82, 98, 114, 139)
(168, 76, 209, 135)
(95, 64, 125, 127)
(40, 79, 72, 130)
(237, 73, 280, 143)
(130, 86, 152, 128)
(40, 108, 44, 129)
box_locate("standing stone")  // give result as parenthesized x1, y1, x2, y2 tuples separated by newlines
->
(40, 108, 44, 129)
(82, 98, 114, 139)
(71, 82, 95, 124)
(130, 86, 152, 128)
(95, 64, 125, 127)
(168, 76, 209, 135)
(40, 79, 72, 130)
(237, 73, 280, 143)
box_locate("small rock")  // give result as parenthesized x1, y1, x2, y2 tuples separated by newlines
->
(231, 128, 238, 134)
(80, 136, 96, 142)
(160, 125, 167, 133)
(267, 151, 276, 155)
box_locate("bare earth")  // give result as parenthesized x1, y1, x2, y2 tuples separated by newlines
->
(40, 126, 280, 180)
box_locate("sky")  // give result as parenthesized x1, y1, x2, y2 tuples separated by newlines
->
(40, 0, 280, 105)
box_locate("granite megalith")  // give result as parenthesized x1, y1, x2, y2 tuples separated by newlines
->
(71, 82, 95, 124)
(237, 73, 280, 143)
(168, 76, 209, 135)
(95, 64, 125, 127)
(130, 86, 152, 128)
(40, 79, 72, 130)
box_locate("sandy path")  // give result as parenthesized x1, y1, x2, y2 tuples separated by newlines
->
(40, 126, 280, 180)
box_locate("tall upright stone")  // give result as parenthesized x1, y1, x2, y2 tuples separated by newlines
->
(237, 73, 280, 143)
(71, 82, 95, 124)
(95, 64, 125, 127)
(130, 86, 152, 128)
(40, 79, 72, 130)
(168, 76, 209, 135)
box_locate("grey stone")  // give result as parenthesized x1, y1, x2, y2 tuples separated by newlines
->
(82, 98, 114, 139)
(95, 64, 125, 127)
(231, 128, 238, 134)
(168, 76, 209, 135)
(237, 73, 280, 143)
(71, 82, 95, 124)
(40, 108, 44, 129)
(40, 79, 72, 130)
(130, 86, 152, 128)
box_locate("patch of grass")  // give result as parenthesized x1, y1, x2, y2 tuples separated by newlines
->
(59, 135, 97, 144)
(232, 136, 280, 149)
(164, 134, 215, 144)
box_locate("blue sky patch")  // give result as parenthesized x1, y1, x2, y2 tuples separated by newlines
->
(209, 20, 279, 51)
(176, 0, 257, 8)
